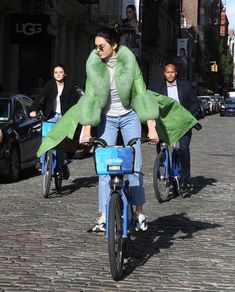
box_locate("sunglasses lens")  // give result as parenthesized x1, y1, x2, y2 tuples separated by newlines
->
(95, 45, 105, 51)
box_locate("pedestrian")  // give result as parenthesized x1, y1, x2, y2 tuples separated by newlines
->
(36, 28, 198, 231)
(174, 48, 188, 80)
(120, 4, 140, 56)
(122, 4, 139, 34)
(30, 64, 83, 179)
(156, 63, 199, 196)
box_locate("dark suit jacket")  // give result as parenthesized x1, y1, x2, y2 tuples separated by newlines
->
(30, 79, 83, 119)
(156, 79, 199, 117)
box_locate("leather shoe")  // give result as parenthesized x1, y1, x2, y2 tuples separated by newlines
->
(62, 165, 70, 180)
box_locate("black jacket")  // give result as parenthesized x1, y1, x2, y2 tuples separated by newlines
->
(30, 79, 83, 119)
(156, 79, 199, 117)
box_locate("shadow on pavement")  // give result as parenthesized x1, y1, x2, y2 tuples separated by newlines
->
(122, 212, 221, 279)
(188, 175, 217, 196)
(46, 176, 98, 198)
(158, 176, 217, 201)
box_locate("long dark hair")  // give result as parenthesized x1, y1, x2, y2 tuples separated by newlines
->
(95, 27, 120, 47)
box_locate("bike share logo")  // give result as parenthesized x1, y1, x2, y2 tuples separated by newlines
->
(105, 158, 123, 164)
(16, 23, 42, 35)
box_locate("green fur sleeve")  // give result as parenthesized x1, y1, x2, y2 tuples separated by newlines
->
(131, 64, 159, 122)
(75, 79, 102, 126)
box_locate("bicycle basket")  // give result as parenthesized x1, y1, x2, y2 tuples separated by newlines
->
(94, 146, 135, 175)
(42, 121, 56, 138)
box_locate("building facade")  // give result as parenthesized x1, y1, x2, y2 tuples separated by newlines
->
(0, 0, 233, 94)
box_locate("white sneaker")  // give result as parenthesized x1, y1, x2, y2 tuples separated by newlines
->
(92, 214, 106, 232)
(135, 212, 148, 231)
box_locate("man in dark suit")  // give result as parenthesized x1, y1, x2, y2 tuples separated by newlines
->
(156, 63, 199, 196)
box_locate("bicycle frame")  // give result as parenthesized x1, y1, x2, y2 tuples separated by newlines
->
(41, 121, 58, 176)
(161, 143, 181, 179)
(172, 146, 181, 178)
(94, 145, 135, 239)
(160, 143, 171, 179)
(91, 136, 150, 281)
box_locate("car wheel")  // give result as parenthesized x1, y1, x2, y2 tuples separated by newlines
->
(9, 146, 21, 182)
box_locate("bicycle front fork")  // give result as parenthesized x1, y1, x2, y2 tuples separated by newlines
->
(172, 147, 181, 178)
(41, 150, 57, 175)
(105, 188, 129, 239)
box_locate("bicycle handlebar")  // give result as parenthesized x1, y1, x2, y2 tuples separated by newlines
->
(89, 137, 153, 148)
(34, 110, 47, 121)
(89, 137, 108, 148)
(127, 137, 150, 146)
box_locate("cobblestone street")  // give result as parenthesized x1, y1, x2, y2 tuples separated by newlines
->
(0, 114, 234, 292)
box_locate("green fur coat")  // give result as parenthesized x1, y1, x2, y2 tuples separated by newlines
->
(37, 46, 198, 157)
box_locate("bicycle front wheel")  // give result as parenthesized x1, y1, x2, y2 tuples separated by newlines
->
(153, 150, 171, 203)
(55, 167, 62, 192)
(108, 191, 124, 281)
(42, 150, 53, 198)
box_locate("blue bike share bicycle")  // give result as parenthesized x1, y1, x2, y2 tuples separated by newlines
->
(91, 137, 150, 281)
(41, 121, 63, 198)
(153, 142, 181, 203)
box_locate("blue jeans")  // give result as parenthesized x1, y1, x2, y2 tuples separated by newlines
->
(97, 110, 145, 213)
(47, 113, 67, 166)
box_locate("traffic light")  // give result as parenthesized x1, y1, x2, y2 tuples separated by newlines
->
(211, 63, 218, 72)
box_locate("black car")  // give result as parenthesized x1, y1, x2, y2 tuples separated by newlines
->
(220, 98, 235, 116)
(0, 93, 42, 181)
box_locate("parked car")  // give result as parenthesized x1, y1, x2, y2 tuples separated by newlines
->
(220, 98, 235, 116)
(214, 94, 224, 110)
(211, 95, 220, 113)
(196, 98, 205, 119)
(227, 91, 235, 99)
(198, 96, 213, 115)
(0, 93, 42, 181)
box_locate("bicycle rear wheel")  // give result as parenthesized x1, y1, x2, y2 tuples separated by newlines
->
(108, 191, 124, 281)
(42, 150, 53, 198)
(153, 149, 171, 203)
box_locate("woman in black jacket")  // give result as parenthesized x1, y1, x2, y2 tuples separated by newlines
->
(30, 64, 83, 179)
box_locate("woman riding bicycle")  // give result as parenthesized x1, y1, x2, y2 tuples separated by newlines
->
(30, 64, 82, 179)
(36, 28, 198, 232)
(80, 27, 159, 232)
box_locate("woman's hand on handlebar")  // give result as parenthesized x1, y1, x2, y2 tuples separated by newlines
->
(29, 111, 37, 118)
(147, 130, 159, 145)
(30, 110, 46, 120)
(80, 136, 92, 144)
(147, 120, 159, 144)
(80, 125, 92, 144)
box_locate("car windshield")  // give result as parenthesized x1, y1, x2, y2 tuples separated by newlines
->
(225, 99, 235, 104)
(200, 97, 210, 101)
(200, 98, 210, 104)
(0, 99, 11, 121)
